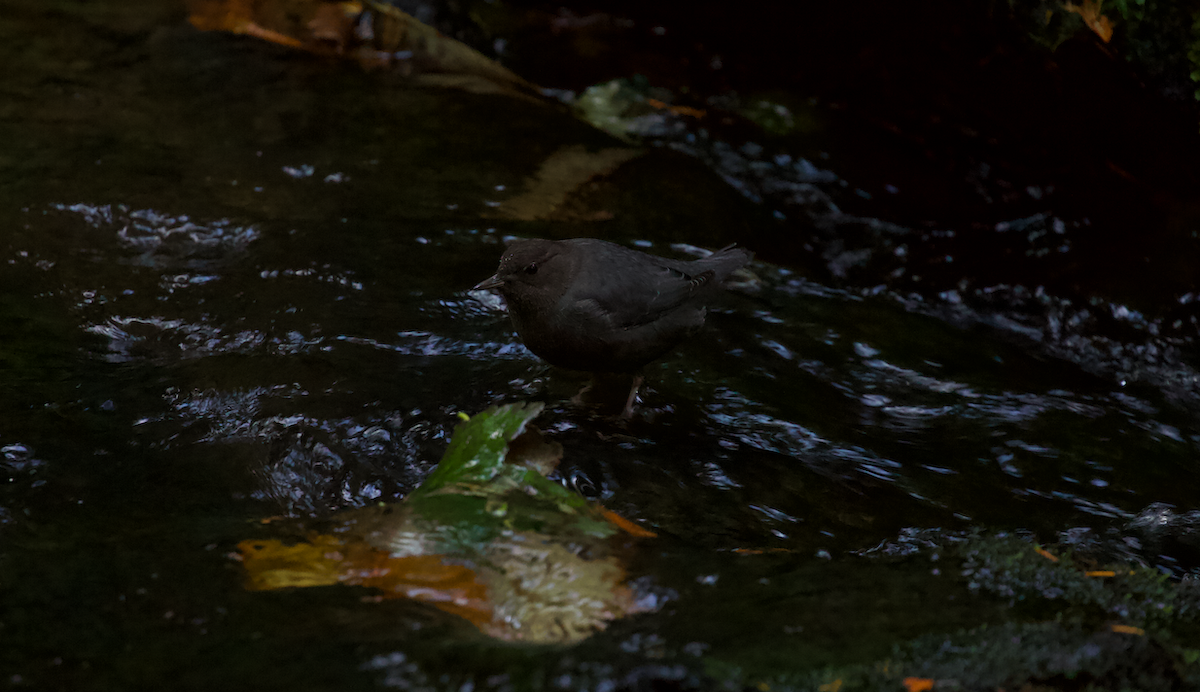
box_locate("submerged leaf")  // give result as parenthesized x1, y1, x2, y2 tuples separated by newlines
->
(490, 145, 643, 221)
(481, 535, 643, 642)
(238, 536, 493, 626)
(238, 535, 344, 589)
(237, 402, 656, 643)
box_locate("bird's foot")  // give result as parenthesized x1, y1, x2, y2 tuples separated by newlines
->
(571, 372, 643, 418)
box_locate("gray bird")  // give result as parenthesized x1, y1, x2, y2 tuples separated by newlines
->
(473, 238, 752, 373)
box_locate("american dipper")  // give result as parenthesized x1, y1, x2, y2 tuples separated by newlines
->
(473, 238, 752, 373)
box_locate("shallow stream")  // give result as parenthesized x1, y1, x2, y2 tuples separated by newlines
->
(3, 3, 1200, 690)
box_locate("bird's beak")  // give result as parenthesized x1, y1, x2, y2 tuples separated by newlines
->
(473, 274, 505, 291)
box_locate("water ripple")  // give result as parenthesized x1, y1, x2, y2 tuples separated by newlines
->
(51, 203, 259, 268)
(338, 332, 531, 361)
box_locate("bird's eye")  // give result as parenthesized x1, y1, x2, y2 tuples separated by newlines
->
(524, 262, 538, 275)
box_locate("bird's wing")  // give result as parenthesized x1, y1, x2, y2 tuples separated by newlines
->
(573, 258, 713, 330)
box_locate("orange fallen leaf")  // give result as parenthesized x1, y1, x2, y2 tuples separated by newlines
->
(344, 549, 493, 626)
(817, 679, 842, 692)
(307, 2, 361, 51)
(646, 98, 706, 119)
(601, 508, 657, 538)
(237, 537, 493, 626)
(1035, 547, 1059, 562)
(188, 0, 306, 49)
(1063, 0, 1114, 43)
(1085, 570, 1116, 577)
(187, 0, 254, 33)
(188, 0, 540, 98)
(1106, 160, 1140, 184)
(903, 678, 935, 692)
(1110, 624, 1145, 636)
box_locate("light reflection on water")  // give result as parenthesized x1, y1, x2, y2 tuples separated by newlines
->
(51, 203, 260, 267)
(337, 332, 530, 361)
(669, 266, 1200, 533)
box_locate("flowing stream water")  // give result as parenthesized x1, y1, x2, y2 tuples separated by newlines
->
(3, 3, 1200, 690)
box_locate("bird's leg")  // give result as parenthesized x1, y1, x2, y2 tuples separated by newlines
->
(569, 381, 593, 407)
(571, 372, 641, 417)
(620, 374, 644, 420)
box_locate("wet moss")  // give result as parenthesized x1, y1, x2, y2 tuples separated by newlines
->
(705, 532, 1200, 692)
(957, 533, 1200, 631)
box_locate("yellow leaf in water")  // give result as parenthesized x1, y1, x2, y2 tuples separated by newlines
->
(490, 145, 643, 221)
(238, 536, 344, 590)
(239, 535, 495, 626)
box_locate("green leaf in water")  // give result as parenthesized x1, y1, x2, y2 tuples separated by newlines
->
(403, 402, 619, 554)
(414, 402, 545, 493)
